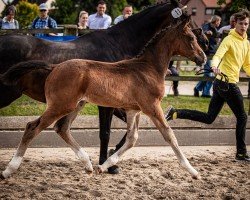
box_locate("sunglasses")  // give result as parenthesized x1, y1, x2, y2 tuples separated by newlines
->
(40, 10, 47, 12)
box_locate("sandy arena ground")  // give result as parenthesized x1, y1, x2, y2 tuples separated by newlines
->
(0, 146, 249, 200)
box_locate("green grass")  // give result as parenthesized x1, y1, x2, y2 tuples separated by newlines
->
(0, 95, 249, 116)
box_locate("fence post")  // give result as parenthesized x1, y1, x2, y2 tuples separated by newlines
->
(63, 25, 78, 36)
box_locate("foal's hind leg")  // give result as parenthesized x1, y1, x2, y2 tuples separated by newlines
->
(54, 101, 93, 173)
(144, 103, 199, 179)
(1, 111, 58, 179)
(96, 110, 140, 173)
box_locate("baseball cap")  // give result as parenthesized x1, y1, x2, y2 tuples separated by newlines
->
(39, 3, 48, 11)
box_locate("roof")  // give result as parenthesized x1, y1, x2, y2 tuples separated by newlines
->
(202, 0, 219, 7)
(202, 0, 231, 7)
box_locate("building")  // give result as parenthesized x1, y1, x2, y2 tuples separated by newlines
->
(181, 0, 230, 26)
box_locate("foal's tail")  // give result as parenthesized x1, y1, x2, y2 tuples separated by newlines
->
(0, 60, 52, 85)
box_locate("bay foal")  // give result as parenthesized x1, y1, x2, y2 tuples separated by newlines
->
(1, 16, 206, 179)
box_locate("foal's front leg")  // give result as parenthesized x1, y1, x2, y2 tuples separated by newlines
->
(145, 103, 199, 179)
(95, 110, 140, 173)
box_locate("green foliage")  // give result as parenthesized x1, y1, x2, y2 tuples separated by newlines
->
(0, 95, 248, 116)
(217, 0, 250, 12)
(50, 0, 79, 24)
(49, 0, 157, 25)
(15, 0, 39, 28)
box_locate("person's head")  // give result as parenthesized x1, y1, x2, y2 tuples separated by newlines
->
(39, 3, 49, 19)
(122, 5, 133, 18)
(210, 15, 221, 27)
(234, 9, 250, 37)
(78, 11, 88, 28)
(96, 1, 107, 16)
(5, 5, 16, 21)
(229, 14, 236, 28)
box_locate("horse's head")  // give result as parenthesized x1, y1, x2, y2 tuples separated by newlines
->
(189, 20, 209, 51)
(171, 17, 207, 66)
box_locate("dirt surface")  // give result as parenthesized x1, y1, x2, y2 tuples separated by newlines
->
(0, 146, 249, 200)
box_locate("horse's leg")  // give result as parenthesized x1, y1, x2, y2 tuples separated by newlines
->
(144, 103, 199, 179)
(1, 110, 59, 179)
(96, 110, 140, 173)
(98, 106, 120, 174)
(1, 106, 92, 179)
(53, 101, 92, 173)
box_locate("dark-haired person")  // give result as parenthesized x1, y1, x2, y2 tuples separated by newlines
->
(88, 0, 112, 29)
(165, 10, 250, 162)
(0, 5, 19, 29)
(194, 15, 221, 98)
(31, 3, 57, 37)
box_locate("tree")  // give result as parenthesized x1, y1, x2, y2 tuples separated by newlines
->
(15, 0, 38, 28)
(50, 0, 156, 25)
(217, 0, 250, 12)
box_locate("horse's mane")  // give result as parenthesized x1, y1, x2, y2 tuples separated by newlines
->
(0, 61, 52, 85)
(135, 8, 189, 58)
(109, 1, 172, 32)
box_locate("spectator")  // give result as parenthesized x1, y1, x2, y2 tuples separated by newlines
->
(114, 5, 133, 25)
(168, 61, 179, 96)
(194, 15, 221, 98)
(88, 1, 112, 29)
(78, 11, 89, 29)
(31, 3, 57, 37)
(0, 5, 19, 29)
(165, 9, 250, 162)
(218, 14, 236, 34)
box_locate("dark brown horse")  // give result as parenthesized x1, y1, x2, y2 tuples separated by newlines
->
(1, 12, 206, 179)
(0, 1, 208, 174)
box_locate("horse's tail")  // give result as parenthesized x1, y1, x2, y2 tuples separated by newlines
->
(0, 60, 52, 85)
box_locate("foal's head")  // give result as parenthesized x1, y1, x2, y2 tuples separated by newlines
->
(171, 17, 207, 66)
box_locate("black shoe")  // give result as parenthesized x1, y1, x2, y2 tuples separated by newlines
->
(165, 106, 176, 121)
(194, 88, 199, 97)
(201, 94, 212, 98)
(235, 153, 250, 162)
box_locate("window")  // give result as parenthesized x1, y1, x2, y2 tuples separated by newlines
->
(205, 8, 215, 15)
(192, 8, 197, 16)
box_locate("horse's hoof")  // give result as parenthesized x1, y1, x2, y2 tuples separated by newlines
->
(85, 166, 93, 174)
(94, 165, 103, 174)
(192, 173, 201, 180)
(108, 165, 119, 174)
(0, 173, 5, 180)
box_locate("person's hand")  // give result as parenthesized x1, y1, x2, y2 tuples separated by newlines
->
(166, 69, 172, 75)
(206, 30, 213, 35)
(123, 14, 130, 19)
(212, 66, 221, 75)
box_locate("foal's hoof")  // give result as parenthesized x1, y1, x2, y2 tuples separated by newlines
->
(108, 165, 119, 174)
(85, 166, 93, 174)
(192, 173, 201, 180)
(94, 165, 103, 174)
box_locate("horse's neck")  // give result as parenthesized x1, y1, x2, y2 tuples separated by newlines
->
(139, 34, 175, 77)
(107, 15, 171, 56)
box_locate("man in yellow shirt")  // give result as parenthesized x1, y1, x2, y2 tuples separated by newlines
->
(166, 9, 250, 162)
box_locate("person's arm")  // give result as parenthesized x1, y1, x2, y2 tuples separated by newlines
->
(211, 37, 230, 74)
(242, 46, 250, 76)
(102, 16, 112, 29)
